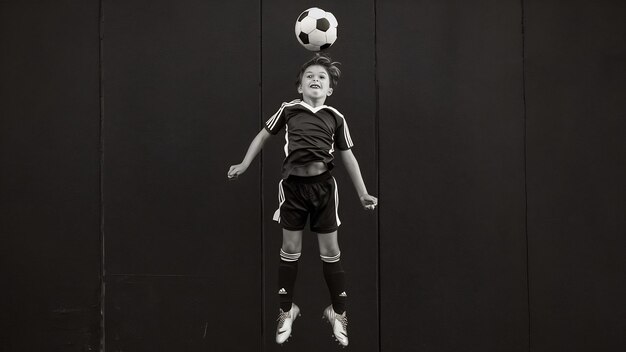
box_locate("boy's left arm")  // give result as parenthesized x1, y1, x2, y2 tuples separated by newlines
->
(339, 149, 378, 210)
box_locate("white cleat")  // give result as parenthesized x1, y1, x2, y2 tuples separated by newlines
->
(322, 305, 348, 347)
(276, 303, 300, 344)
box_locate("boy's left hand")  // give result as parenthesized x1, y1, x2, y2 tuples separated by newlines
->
(359, 194, 378, 211)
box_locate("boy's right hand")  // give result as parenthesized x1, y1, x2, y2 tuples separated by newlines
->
(227, 163, 247, 180)
(359, 194, 378, 210)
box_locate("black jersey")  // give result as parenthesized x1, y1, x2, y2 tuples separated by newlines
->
(265, 99, 354, 179)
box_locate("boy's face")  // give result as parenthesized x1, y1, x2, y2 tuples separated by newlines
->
(298, 65, 333, 101)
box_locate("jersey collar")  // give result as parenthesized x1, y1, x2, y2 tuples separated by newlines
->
(298, 100, 329, 114)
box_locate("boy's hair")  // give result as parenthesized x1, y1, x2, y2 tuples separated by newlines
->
(296, 54, 341, 88)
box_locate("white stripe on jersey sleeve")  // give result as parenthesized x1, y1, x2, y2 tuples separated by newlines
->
(265, 100, 301, 131)
(266, 104, 285, 131)
(342, 118, 354, 148)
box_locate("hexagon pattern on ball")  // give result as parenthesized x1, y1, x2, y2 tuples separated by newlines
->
(294, 7, 338, 51)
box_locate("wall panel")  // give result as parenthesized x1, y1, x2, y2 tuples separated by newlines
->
(377, 1, 528, 351)
(525, 1, 626, 351)
(0, 1, 102, 350)
(102, 0, 261, 350)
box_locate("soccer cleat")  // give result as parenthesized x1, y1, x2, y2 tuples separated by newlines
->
(276, 303, 300, 344)
(322, 305, 348, 347)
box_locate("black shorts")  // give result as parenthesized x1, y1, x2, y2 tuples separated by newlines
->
(272, 171, 341, 234)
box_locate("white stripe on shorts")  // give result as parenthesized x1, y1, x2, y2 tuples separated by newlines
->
(272, 180, 285, 223)
(332, 177, 341, 227)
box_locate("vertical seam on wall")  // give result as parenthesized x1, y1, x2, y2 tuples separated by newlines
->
(521, 0, 531, 351)
(98, 0, 106, 351)
(374, 0, 381, 351)
(259, 0, 265, 350)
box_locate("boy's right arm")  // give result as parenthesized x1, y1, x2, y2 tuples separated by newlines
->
(228, 128, 271, 180)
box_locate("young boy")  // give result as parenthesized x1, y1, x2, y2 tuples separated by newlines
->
(227, 54, 377, 347)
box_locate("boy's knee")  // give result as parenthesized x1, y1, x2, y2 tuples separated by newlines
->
(281, 242, 301, 254)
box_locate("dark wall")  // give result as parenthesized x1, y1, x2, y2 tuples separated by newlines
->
(2, 0, 625, 352)
(525, 1, 626, 351)
(0, 1, 102, 351)
(378, 1, 528, 351)
(102, 0, 261, 351)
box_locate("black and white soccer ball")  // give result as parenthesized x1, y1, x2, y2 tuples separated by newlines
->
(294, 7, 338, 51)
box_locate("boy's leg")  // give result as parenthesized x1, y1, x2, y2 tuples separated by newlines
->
(276, 229, 303, 344)
(317, 231, 346, 314)
(312, 175, 346, 313)
(318, 231, 349, 346)
(279, 229, 303, 311)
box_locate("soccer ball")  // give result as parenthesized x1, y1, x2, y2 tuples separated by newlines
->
(294, 7, 338, 51)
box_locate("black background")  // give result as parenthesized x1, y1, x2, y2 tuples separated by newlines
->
(1, 0, 624, 351)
